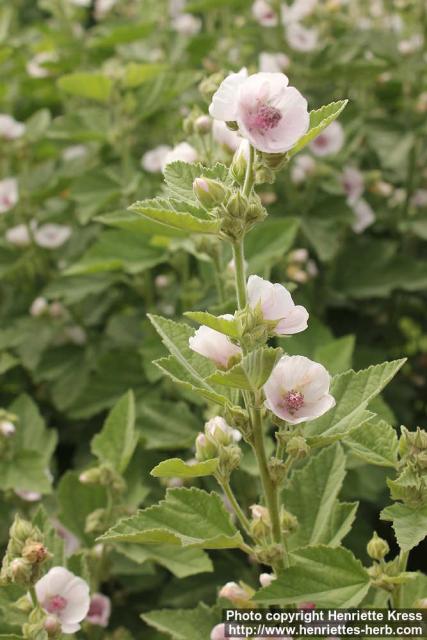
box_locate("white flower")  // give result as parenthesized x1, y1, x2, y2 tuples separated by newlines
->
(172, 13, 202, 35)
(141, 145, 172, 173)
(162, 142, 198, 171)
(211, 623, 227, 640)
(282, 0, 317, 25)
(64, 326, 87, 345)
(189, 315, 242, 369)
(0, 420, 15, 437)
(5, 224, 32, 247)
(15, 489, 42, 502)
(289, 248, 308, 263)
(309, 121, 344, 156)
(252, 0, 278, 26)
(62, 145, 88, 162)
(286, 23, 318, 52)
(259, 52, 290, 73)
(30, 297, 49, 317)
(205, 416, 242, 443)
(209, 69, 309, 154)
(263, 355, 335, 424)
(212, 120, 241, 152)
(86, 593, 111, 627)
(0, 114, 25, 140)
(247, 275, 309, 335)
(351, 199, 375, 233)
(0, 178, 18, 214)
(219, 581, 248, 601)
(290, 153, 316, 184)
(341, 166, 364, 204)
(34, 224, 72, 249)
(35, 567, 90, 634)
(26, 52, 56, 78)
(95, 0, 117, 18)
(259, 572, 276, 587)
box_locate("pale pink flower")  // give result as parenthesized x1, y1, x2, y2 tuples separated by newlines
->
(15, 489, 42, 502)
(259, 52, 290, 73)
(351, 199, 375, 233)
(64, 326, 87, 345)
(162, 142, 198, 170)
(398, 34, 423, 56)
(26, 52, 56, 78)
(95, 0, 117, 18)
(342, 166, 364, 204)
(35, 567, 90, 634)
(169, 0, 186, 18)
(209, 70, 309, 154)
(264, 355, 335, 424)
(259, 572, 276, 587)
(5, 224, 31, 247)
(141, 145, 172, 173)
(30, 297, 49, 317)
(0, 420, 15, 437)
(212, 120, 241, 152)
(0, 178, 18, 214)
(250, 504, 270, 521)
(288, 248, 308, 263)
(86, 593, 111, 627)
(247, 275, 308, 335)
(52, 519, 80, 557)
(282, 0, 317, 25)
(252, 0, 278, 27)
(189, 315, 242, 369)
(34, 224, 72, 249)
(286, 23, 318, 52)
(0, 114, 26, 140)
(219, 581, 248, 601)
(205, 416, 242, 443)
(290, 154, 316, 184)
(211, 623, 227, 640)
(310, 121, 344, 157)
(411, 189, 427, 208)
(172, 13, 202, 35)
(166, 476, 185, 487)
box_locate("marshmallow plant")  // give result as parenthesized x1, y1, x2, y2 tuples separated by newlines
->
(95, 69, 426, 637)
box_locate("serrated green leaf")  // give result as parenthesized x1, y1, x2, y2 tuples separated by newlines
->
(305, 359, 405, 439)
(130, 197, 220, 234)
(154, 356, 229, 406)
(184, 312, 239, 338)
(123, 62, 167, 88)
(283, 444, 356, 549)
(91, 391, 138, 474)
(57, 471, 106, 544)
(99, 487, 243, 549)
(254, 546, 370, 607)
(163, 161, 229, 202)
(345, 418, 399, 467)
(207, 347, 281, 391)
(116, 544, 212, 578)
(288, 100, 348, 158)
(151, 458, 219, 478)
(138, 400, 200, 450)
(381, 503, 427, 552)
(142, 603, 217, 640)
(57, 73, 113, 102)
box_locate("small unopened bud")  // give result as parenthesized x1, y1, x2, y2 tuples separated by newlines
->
(219, 581, 250, 603)
(193, 177, 228, 209)
(226, 191, 248, 219)
(367, 531, 389, 561)
(286, 436, 310, 460)
(22, 540, 50, 565)
(194, 115, 212, 134)
(10, 558, 32, 585)
(44, 615, 62, 637)
(0, 420, 15, 437)
(199, 71, 225, 102)
(10, 515, 34, 547)
(230, 140, 249, 184)
(281, 510, 298, 534)
(260, 152, 289, 172)
(195, 432, 218, 461)
(259, 572, 276, 588)
(250, 504, 271, 538)
(79, 468, 102, 485)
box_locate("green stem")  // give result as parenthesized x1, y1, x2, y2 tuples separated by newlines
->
(232, 240, 247, 310)
(243, 144, 255, 198)
(29, 585, 38, 609)
(212, 247, 225, 304)
(218, 477, 251, 536)
(392, 550, 410, 608)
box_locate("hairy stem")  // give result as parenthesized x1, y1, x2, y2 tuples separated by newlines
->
(392, 550, 410, 608)
(243, 143, 255, 198)
(232, 240, 247, 310)
(29, 585, 38, 609)
(218, 477, 251, 536)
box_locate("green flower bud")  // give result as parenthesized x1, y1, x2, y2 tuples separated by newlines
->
(281, 509, 298, 534)
(286, 436, 310, 460)
(199, 72, 225, 102)
(22, 540, 51, 565)
(79, 467, 103, 485)
(226, 191, 249, 219)
(9, 557, 33, 585)
(195, 432, 218, 461)
(194, 115, 212, 134)
(44, 615, 62, 638)
(230, 141, 249, 185)
(259, 151, 289, 172)
(367, 531, 390, 560)
(250, 504, 271, 539)
(193, 177, 228, 209)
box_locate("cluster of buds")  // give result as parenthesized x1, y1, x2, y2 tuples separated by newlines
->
(195, 416, 242, 478)
(79, 464, 126, 495)
(286, 248, 318, 284)
(218, 580, 254, 607)
(183, 107, 212, 136)
(386, 427, 427, 508)
(0, 410, 17, 457)
(249, 504, 271, 540)
(0, 515, 51, 588)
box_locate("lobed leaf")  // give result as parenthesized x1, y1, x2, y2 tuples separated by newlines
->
(150, 458, 219, 478)
(288, 100, 348, 158)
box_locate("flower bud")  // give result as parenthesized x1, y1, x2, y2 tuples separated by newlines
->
(230, 140, 249, 184)
(22, 540, 50, 565)
(226, 191, 249, 219)
(205, 416, 241, 446)
(0, 420, 15, 437)
(259, 572, 276, 588)
(211, 623, 227, 640)
(193, 177, 228, 209)
(281, 510, 298, 534)
(194, 115, 212, 134)
(79, 467, 103, 485)
(286, 436, 310, 460)
(44, 615, 62, 638)
(9, 558, 32, 585)
(250, 504, 271, 538)
(195, 433, 218, 461)
(259, 151, 289, 172)
(219, 581, 251, 604)
(367, 531, 389, 561)
(199, 71, 226, 102)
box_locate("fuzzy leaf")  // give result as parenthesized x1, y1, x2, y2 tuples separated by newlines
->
(150, 458, 219, 478)
(207, 347, 281, 391)
(57, 73, 113, 102)
(163, 161, 229, 202)
(381, 503, 427, 552)
(91, 391, 138, 474)
(130, 197, 220, 234)
(184, 311, 239, 338)
(116, 544, 212, 578)
(254, 546, 370, 607)
(142, 603, 217, 640)
(288, 100, 348, 157)
(99, 487, 243, 549)
(154, 356, 229, 406)
(345, 418, 399, 468)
